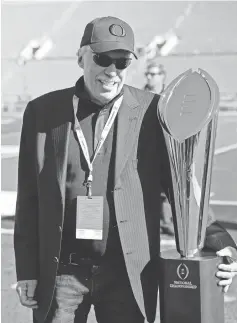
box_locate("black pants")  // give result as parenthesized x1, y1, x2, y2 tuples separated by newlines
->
(43, 259, 144, 323)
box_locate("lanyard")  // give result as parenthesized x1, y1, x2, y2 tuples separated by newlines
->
(72, 94, 123, 197)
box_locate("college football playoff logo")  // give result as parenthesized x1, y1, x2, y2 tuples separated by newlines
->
(177, 263, 189, 280)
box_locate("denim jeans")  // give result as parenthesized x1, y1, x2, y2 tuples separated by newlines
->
(44, 259, 144, 323)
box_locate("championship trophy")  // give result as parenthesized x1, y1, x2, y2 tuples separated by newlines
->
(157, 69, 223, 323)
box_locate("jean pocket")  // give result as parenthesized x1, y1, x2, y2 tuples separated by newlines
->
(56, 266, 90, 295)
(55, 274, 72, 287)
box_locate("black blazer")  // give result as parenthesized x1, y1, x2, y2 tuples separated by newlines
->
(14, 84, 236, 323)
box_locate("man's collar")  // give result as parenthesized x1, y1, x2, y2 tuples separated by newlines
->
(144, 83, 164, 94)
(75, 76, 91, 102)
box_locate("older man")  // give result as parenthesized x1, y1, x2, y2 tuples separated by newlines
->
(14, 16, 237, 323)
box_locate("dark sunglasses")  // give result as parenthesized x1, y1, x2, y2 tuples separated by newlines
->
(93, 53, 132, 70)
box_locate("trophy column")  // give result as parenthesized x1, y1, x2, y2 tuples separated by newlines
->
(157, 69, 224, 323)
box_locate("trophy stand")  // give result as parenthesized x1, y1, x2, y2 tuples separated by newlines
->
(157, 68, 223, 323)
(159, 249, 224, 323)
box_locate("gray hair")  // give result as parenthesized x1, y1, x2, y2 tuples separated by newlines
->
(76, 45, 91, 67)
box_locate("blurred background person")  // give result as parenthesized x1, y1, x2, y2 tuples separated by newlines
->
(144, 62, 166, 94)
(144, 61, 174, 236)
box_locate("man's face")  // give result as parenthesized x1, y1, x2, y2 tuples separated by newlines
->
(145, 66, 165, 88)
(82, 48, 132, 105)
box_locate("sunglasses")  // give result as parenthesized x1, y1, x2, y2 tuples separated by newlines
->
(93, 53, 132, 70)
(145, 72, 164, 77)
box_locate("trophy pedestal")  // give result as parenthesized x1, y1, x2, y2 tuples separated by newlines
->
(159, 249, 224, 323)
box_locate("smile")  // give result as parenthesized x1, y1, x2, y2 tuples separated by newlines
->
(100, 80, 116, 87)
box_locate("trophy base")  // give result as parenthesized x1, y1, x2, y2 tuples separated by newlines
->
(159, 249, 224, 323)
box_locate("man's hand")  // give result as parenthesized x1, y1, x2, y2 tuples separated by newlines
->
(16, 280, 38, 309)
(216, 246, 237, 293)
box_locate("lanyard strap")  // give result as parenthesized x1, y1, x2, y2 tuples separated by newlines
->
(72, 94, 123, 196)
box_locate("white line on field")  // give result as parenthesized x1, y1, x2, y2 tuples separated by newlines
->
(210, 200, 237, 206)
(1, 132, 21, 138)
(1, 191, 17, 216)
(219, 111, 237, 117)
(1, 145, 19, 158)
(1, 118, 15, 125)
(11, 283, 17, 290)
(224, 295, 237, 303)
(160, 240, 176, 246)
(1, 228, 14, 234)
(214, 143, 237, 155)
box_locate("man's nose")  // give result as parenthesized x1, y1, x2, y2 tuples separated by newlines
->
(105, 63, 117, 75)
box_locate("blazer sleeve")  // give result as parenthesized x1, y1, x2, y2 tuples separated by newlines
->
(204, 220, 237, 251)
(14, 102, 39, 281)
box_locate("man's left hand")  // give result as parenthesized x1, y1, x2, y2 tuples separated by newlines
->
(216, 246, 237, 293)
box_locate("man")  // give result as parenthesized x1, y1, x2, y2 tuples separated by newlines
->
(144, 61, 166, 94)
(14, 16, 237, 323)
(144, 61, 174, 236)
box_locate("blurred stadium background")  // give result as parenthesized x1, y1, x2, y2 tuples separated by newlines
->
(1, 1, 237, 323)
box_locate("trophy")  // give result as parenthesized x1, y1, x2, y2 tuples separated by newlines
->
(157, 69, 223, 323)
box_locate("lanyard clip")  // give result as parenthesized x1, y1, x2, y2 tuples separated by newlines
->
(86, 181, 92, 199)
(84, 172, 93, 199)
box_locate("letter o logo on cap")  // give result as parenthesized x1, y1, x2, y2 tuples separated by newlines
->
(109, 24, 126, 37)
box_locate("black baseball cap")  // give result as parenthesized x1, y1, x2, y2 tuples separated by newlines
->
(80, 16, 137, 58)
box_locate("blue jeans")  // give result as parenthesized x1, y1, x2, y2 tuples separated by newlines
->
(44, 259, 144, 323)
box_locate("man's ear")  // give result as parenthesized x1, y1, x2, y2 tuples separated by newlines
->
(78, 55, 84, 68)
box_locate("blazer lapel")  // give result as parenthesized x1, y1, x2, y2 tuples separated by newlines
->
(115, 87, 141, 185)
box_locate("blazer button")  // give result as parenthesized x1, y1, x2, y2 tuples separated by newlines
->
(53, 257, 59, 263)
(58, 226, 62, 232)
